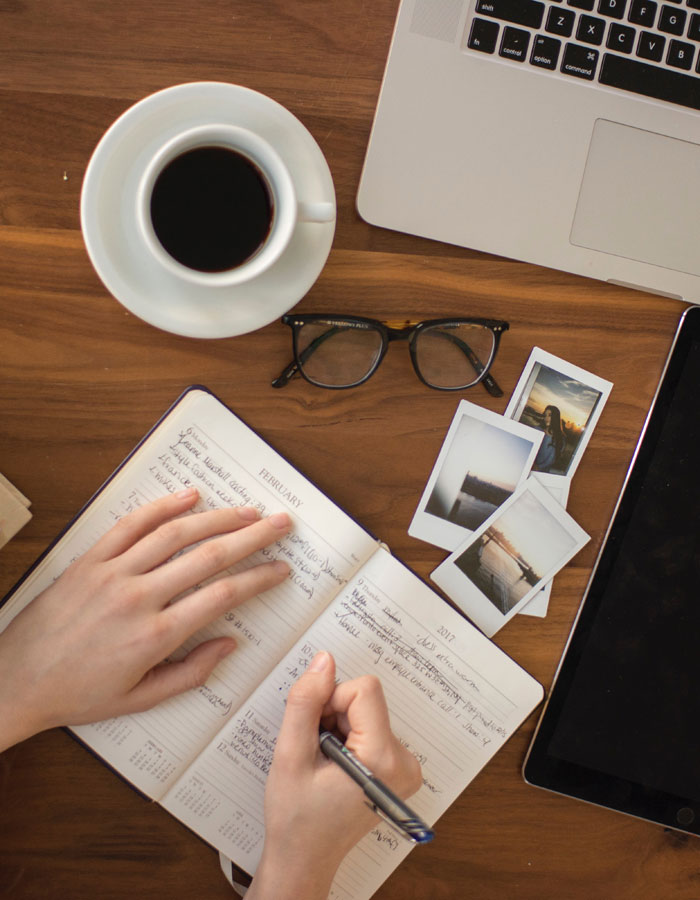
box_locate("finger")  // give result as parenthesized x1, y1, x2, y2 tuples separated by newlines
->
(86, 488, 200, 562)
(145, 512, 291, 601)
(161, 558, 290, 642)
(121, 637, 238, 713)
(275, 651, 337, 770)
(118, 504, 263, 574)
(323, 675, 392, 744)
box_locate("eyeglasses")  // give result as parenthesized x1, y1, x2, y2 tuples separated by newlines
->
(272, 314, 509, 396)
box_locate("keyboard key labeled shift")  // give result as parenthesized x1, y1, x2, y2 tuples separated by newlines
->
(475, 0, 544, 29)
(468, 18, 500, 53)
(561, 42, 600, 77)
(531, 34, 562, 68)
(500, 26, 530, 61)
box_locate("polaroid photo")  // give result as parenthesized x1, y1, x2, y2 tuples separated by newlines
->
(409, 399, 543, 552)
(505, 348, 612, 482)
(431, 477, 589, 637)
(518, 476, 570, 618)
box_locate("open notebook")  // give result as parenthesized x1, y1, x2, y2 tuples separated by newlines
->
(0, 387, 543, 900)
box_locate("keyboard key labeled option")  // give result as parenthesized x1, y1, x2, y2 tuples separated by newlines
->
(607, 22, 636, 51)
(531, 34, 562, 67)
(475, 0, 544, 28)
(546, 6, 576, 35)
(577, 14, 607, 44)
(667, 38, 695, 68)
(499, 25, 531, 60)
(637, 29, 666, 60)
(468, 17, 500, 53)
(600, 52, 700, 110)
(561, 42, 600, 77)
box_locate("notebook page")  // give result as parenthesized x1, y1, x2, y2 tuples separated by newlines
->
(162, 546, 543, 899)
(0, 389, 378, 799)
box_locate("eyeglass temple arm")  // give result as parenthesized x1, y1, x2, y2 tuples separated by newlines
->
(271, 327, 346, 388)
(434, 331, 503, 397)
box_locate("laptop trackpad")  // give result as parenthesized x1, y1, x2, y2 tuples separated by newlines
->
(570, 119, 700, 278)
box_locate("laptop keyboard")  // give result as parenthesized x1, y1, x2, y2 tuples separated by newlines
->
(466, 0, 700, 112)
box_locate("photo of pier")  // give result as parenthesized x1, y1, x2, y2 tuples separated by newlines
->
(455, 488, 578, 615)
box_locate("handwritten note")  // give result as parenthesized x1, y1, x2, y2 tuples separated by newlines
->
(162, 547, 543, 899)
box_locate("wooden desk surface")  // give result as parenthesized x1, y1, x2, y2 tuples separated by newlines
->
(0, 2, 696, 897)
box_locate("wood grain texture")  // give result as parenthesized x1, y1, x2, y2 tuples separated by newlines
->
(1, 1, 698, 897)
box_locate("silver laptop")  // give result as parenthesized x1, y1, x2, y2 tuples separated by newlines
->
(357, 0, 700, 302)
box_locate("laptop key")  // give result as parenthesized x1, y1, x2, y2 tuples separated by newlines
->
(597, 0, 627, 18)
(607, 22, 636, 51)
(637, 29, 666, 59)
(531, 34, 562, 68)
(658, 4, 687, 34)
(500, 25, 531, 60)
(468, 18, 500, 53)
(628, 0, 657, 26)
(688, 13, 700, 41)
(577, 14, 607, 43)
(561, 42, 600, 77)
(667, 38, 695, 68)
(474, 0, 544, 29)
(599, 52, 700, 109)
(546, 6, 576, 35)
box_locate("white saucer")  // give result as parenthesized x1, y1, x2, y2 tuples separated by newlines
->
(80, 82, 336, 338)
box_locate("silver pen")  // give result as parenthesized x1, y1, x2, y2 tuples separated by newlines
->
(319, 730, 434, 844)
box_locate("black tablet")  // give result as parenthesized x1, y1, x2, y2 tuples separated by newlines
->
(523, 305, 700, 836)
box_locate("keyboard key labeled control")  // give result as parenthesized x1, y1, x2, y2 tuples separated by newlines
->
(475, 0, 544, 29)
(500, 25, 531, 60)
(531, 34, 562, 67)
(561, 42, 600, 77)
(546, 6, 576, 35)
(600, 52, 700, 109)
(468, 17, 500, 53)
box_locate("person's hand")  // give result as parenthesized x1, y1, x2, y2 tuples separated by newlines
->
(248, 651, 423, 900)
(0, 487, 290, 751)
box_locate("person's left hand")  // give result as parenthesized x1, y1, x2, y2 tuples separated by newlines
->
(0, 488, 290, 751)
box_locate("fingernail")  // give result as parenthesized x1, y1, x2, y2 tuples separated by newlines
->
(308, 651, 330, 673)
(175, 486, 198, 499)
(269, 512, 291, 530)
(272, 560, 290, 577)
(237, 506, 259, 521)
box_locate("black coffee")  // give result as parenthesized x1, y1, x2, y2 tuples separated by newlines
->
(150, 146, 273, 273)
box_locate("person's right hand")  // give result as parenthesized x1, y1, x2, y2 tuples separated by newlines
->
(248, 651, 423, 900)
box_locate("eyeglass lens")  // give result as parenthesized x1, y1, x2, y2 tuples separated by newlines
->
(295, 322, 384, 387)
(414, 322, 495, 389)
(294, 320, 496, 389)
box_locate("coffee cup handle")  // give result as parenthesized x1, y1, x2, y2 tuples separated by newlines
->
(297, 200, 335, 224)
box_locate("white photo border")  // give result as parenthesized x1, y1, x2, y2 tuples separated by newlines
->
(504, 347, 613, 482)
(408, 399, 543, 552)
(431, 477, 589, 637)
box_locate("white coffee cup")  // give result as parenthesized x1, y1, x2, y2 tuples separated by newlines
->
(135, 123, 335, 288)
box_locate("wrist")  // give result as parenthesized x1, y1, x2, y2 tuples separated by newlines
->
(0, 648, 46, 752)
(246, 846, 340, 900)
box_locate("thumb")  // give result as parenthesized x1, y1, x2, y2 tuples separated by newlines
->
(123, 638, 237, 712)
(276, 651, 336, 768)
